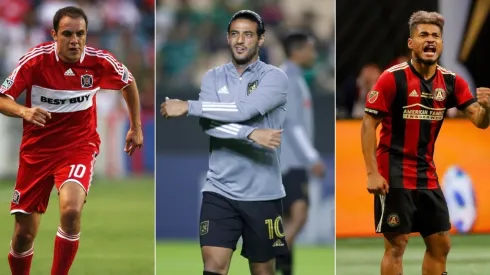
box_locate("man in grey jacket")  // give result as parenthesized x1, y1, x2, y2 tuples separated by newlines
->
(161, 10, 289, 275)
(276, 32, 326, 275)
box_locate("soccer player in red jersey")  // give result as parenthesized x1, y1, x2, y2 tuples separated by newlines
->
(0, 7, 143, 275)
(361, 11, 490, 275)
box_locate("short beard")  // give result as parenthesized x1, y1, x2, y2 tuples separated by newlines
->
(230, 46, 259, 65)
(413, 52, 440, 66)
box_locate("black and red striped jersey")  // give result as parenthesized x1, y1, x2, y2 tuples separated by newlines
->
(365, 60, 475, 189)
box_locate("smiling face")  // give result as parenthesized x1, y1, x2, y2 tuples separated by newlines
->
(51, 16, 87, 63)
(408, 23, 443, 66)
(227, 18, 264, 66)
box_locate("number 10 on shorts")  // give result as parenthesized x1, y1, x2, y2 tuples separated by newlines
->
(265, 216, 285, 240)
(68, 164, 87, 178)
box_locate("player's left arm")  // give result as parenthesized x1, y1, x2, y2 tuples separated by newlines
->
(99, 52, 143, 155)
(455, 76, 490, 129)
(187, 69, 288, 122)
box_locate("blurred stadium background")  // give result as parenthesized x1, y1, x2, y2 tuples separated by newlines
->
(155, 0, 334, 274)
(336, 0, 490, 274)
(0, 0, 155, 274)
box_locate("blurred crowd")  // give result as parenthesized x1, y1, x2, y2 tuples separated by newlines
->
(156, 0, 334, 95)
(0, 0, 155, 114)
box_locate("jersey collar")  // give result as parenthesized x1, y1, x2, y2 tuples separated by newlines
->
(54, 42, 86, 64)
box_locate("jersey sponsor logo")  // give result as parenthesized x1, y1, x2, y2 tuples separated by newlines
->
(31, 85, 99, 113)
(121, 65, 130, 84)
(402, 103, 446, 121)
(40, 95, 90, 105)
(367, 90, 379, 103)
(1, 77, 13, 92)
(81, 74, 93, 88)
(247, 80, 258, 95)
(387, 213, 400, 227)
(12, 190, 20, 204)
(200, 220, 209, 235)
(433, 88, 446, 101)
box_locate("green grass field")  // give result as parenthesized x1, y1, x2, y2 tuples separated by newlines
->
(336, 234, 490, 274)
(156, 241, 334, 274)
(0, 177, 154, 275)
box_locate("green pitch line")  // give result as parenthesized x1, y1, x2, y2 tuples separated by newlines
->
(336, 235, 490, 275)
(0, 177, 154, 275)
(156, 241, 334, 274)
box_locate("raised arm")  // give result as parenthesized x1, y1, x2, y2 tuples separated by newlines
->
(459, 82, 490, 129)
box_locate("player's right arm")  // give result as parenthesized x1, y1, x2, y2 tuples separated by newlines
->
(193, 70, 281, 148)
(196, 70, 258, 141)
(187, 69, 288, 122)
(0, 63, 51, 126)
(361, 71, 395, 195)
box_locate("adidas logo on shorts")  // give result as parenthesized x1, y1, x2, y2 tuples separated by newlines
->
(272, 239, 284, 247)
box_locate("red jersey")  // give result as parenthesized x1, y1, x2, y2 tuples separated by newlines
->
(365, 61, 475, 189)
(0, 42, 133, 158)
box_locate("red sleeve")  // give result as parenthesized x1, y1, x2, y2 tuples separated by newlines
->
(98, 51, 134, 90)
(364, 71, 396, 116)
(454, 75, 476, 110)
(0, 62, 31, 100)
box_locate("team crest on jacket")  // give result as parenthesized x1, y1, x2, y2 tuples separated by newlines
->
(247, 80, 258, 95)
(433, 88, 446, 101)
(368, 90, 379, 103)
(81, 74, 93, 88)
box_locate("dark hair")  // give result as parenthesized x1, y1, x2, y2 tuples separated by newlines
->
(282, 32, 313, 57)
(53, 6, 88, 33)
(408, 11, 444, 36)
(227, 10, 265, 37)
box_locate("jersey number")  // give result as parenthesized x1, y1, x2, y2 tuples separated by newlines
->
(265, 216, 285, 240)
(68, 164, 87, 178)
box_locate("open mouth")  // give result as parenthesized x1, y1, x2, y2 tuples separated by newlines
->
(423, 45, 436, 56)
(235, 46, 246, 54)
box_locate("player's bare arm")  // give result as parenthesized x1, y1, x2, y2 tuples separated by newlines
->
(463, 87, 490, 129)
(361, 113, 389, 195)
(0, 94, 51, 127)
(122, 81, 143, 156)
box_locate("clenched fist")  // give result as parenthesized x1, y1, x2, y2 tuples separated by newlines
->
(477, 87, 490, 109)
(248, 129, 283, 149)
(20, 107, 51, 127)
(367, 173, 389, 195)
(160, 97, 188, 119)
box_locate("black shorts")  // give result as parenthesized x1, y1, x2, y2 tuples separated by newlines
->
(199, 191, 289, 262)
(282, 169, 309, 216)
(374, 188, 451, 237)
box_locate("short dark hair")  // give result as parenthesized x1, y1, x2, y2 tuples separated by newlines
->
(408, 11, 444, 36)
(227, 10, 265, 37)
(282, 32, 313, 57)
(53, 6, 88, 33)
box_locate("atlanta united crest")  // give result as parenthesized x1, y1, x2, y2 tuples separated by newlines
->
(433, 88, 446, 101)
(387, 213, 400, 227)
(247, 80, 258, 95)
(81, 74, 93, 88)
